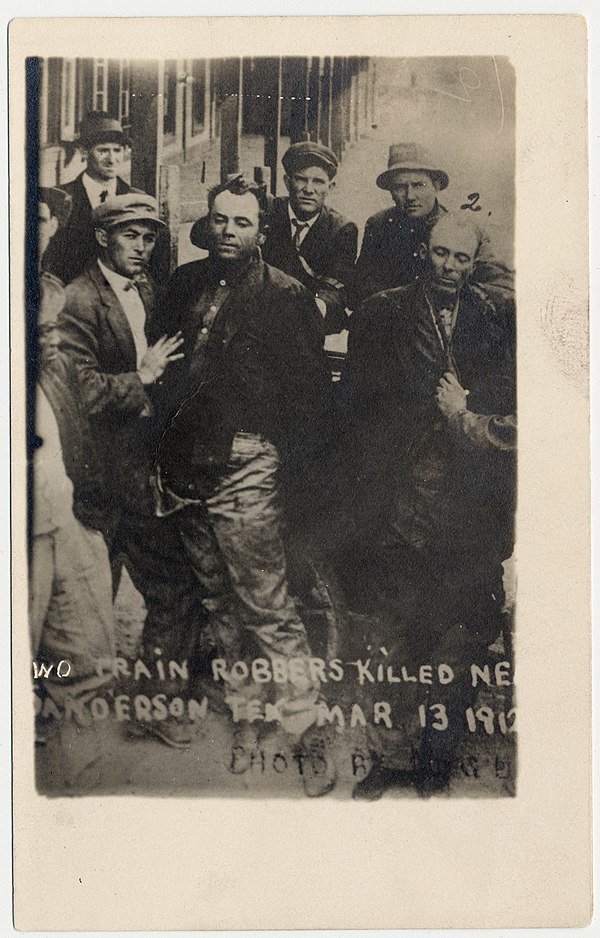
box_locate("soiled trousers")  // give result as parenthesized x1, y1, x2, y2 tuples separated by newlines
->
(174, 432, 320, 737)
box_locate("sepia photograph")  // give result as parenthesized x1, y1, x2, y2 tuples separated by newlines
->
(8, 13, 591, 931)
(28, 53, 517, 799)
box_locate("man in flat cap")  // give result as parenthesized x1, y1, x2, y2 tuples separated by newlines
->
(259, 142, 358, 334)
(353, 142, 512, 305)
(43, 111, 137, 286)
(58, 193, 207, 748)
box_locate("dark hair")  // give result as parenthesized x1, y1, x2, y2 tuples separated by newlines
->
(207, 175, 269, 225)
(38, 186, 72, 228)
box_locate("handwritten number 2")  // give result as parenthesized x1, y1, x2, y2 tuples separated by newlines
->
(461, 192, 482, 212)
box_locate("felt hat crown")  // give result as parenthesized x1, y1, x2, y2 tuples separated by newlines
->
(79, 111, 129, 148)
(376, 142, 449, 191)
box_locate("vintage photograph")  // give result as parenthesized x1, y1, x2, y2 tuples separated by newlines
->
(9, 11, 593, 930)
(28, 53, 518, 799)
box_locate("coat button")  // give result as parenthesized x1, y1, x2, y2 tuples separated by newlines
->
(201, 327, 208, 335)
(219, 279, 226, 286)
(210, 305, 217, 313)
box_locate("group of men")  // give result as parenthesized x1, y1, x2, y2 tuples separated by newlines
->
(31, 110, 516, 799)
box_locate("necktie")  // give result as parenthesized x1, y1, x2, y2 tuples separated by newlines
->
(99, 190, 109, 203)
(291, 218, 309, 251)
(438, 308, 454, 341)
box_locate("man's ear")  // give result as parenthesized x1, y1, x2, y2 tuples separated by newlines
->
(257, 231, 267, 247)
(418, 241, 428, 261)
(48, 216, 59, 240)
(283, 174, 292, 195)
(328, 179, 336, 193)
(95, 227, 109, 249)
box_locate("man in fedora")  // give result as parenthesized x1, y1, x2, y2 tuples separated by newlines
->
(58, 193, 207, 748)
(43, 111, 137, 286)
(353, 142, 511, 305)
(191, 143, 358, 334)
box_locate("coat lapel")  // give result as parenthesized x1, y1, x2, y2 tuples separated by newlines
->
(88, 264, 139, 369)
(299, 207, 327, 260)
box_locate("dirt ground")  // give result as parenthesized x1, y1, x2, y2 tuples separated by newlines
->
(36, 566, 516, 800)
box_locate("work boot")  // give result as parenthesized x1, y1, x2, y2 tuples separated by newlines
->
(127, 716, 195, 750)
(352, 764, 417, 801)
(229, 722, 261, 774)
(295, 726, 337, 798)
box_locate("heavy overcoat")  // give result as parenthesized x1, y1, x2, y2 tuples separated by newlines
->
(344, 279, 516, 559)
(152, 253, 332, 494)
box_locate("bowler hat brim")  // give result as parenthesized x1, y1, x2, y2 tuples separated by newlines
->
(80, 130, 130, 149)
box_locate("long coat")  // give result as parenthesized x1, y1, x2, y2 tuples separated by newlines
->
(58, 262, 160, 524)
(353, 202, 514, 305)
(42, 173, 134, 286)
(343, 279, 516, 560)
(261, 197, 358, 331)
(152, 253, 332, 493)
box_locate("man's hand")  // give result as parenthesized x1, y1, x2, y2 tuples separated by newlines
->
(137, 333, 184, 385)
(435, 371, 469, 418)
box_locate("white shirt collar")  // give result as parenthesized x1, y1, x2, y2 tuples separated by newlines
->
(97, 259, 137, 294)
(82, 172, 117, 207)
(287, 201, 321, 231)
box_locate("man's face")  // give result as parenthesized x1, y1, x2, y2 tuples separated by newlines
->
(85, 141, 125, 182)
(284, 165, 332, 220)
(96, 221, 158, 278)
(389, 170, 439, 218)
(427, 222, 478, 299)
(208, 190, 261, 263)
(38, 201, 58, 262)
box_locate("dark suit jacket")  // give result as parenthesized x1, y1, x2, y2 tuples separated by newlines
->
(58, 262, 159, 522)
(38, 347, 116, 537)
(353, 202, 514, 305)
(153, 253, 332, 492)
(43, 173, 134, 286)
(343, 280, 516, 556)
(261, 197, 358, 332)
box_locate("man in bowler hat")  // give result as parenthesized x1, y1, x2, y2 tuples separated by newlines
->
(353, 142, 512, 305)
(43, 111, 137, 286)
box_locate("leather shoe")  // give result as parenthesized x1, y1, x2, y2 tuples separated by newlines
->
(296, 728, 337, 798)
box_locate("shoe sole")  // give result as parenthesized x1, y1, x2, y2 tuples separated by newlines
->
(126, 721, 193, 750)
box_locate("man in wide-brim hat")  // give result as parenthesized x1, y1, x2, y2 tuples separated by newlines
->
(353, 142, 512, 306)
(43, 111, 139, 286)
